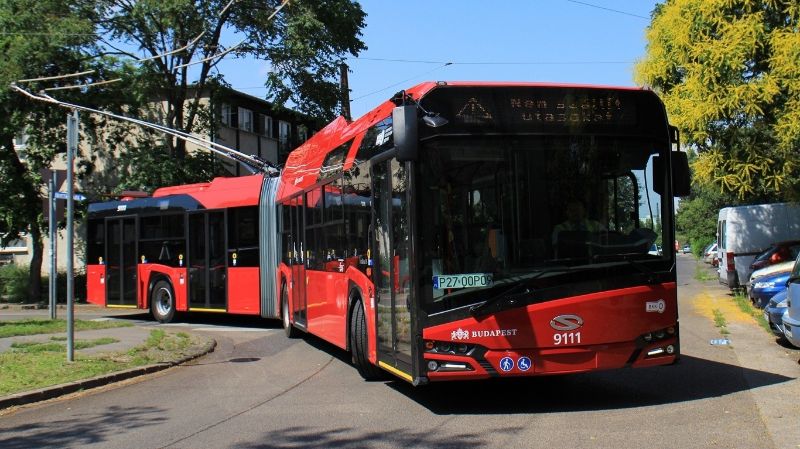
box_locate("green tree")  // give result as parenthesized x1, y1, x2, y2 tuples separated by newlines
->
(635, 0, 800, 201)
(96, 0, 366, 165)
(0, 0, 101, 301)
(1, 0, 367, 300)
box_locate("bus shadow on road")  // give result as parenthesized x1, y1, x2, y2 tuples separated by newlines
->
(390, 355, 795, 415)
(104, 311, 283, 330)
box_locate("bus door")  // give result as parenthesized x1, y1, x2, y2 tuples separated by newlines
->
(188, 211, 227, 311)
(105, 216, 138, 307)
(372, 158, 413, 377)
(291, 196, 308, 328)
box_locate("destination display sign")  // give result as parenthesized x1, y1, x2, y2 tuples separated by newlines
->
(418, 86, 659, 136)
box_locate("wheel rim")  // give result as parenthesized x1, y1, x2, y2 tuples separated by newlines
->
(155, 288, 172, 316)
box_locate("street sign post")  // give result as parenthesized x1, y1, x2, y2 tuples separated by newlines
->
(66, 111, 78, 362)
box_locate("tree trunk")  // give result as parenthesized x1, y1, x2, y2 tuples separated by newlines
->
(28, 226, 43, 303)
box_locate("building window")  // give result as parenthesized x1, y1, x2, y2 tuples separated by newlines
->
(238, 107, 253, 133)
(221, 103, 232, 126)
(279, 120, 291, 144)
(298, 125, 309, 143)
(260, 114, 273, 137)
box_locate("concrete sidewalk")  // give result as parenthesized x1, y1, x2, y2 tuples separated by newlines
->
(0, 305, 216, 410)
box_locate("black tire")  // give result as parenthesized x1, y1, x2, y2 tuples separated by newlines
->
(282, 283, 300, 338)
(151, 279, 175, 324)
(349, 299, 384, 380)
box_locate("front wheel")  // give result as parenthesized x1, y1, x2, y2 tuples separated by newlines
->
(151, 280, 175, 324)
(349, 299, 384, 380)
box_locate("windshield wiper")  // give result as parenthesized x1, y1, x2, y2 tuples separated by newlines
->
(591, 253, 659, 282)
(469, 282, 531, 319)
(469, 267, 572, 318)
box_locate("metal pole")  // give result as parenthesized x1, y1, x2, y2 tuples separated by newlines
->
(340, 63, 351, 121)
(66, 110, 78, 362)
(48, 170, 57, 320)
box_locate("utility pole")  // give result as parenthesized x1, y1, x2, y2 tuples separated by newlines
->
(48, 170, 57, 320)
(340, 62, 351, 121)
(65, 110, 78, 362)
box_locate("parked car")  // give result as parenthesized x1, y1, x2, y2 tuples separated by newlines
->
(750, 270, 790, 308)
(747, 260, 794, 295)
(749, 240, 800, 273)
(682, 244, 691, 254)
(764, 289, 789, 340)
(782, 253, 800, 348)
(703, 242, 718, 264)
(648, 244, 662, 256)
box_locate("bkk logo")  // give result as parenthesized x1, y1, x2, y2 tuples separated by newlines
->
(646, 299, 666, 313)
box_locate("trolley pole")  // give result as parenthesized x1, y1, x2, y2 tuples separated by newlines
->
(48, 170, 57, 320)
(340, 62, 351, 121)
(65, 110, 78, 362)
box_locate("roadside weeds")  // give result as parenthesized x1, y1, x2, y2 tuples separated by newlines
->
(0, 328, 211, 397)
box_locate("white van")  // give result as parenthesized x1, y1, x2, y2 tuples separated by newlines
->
(717, 203, 800, 289)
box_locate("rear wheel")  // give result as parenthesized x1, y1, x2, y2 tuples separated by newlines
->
(349, 298, 384, 380)
(282, 283, 300, 338)
(151, 280, 175, 324)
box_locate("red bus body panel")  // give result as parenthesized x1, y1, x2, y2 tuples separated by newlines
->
(86, 264, 106, 306)
(153, 175, 263, 209)
(137, 265, 188, 311)
(227, 267, 261, 315)
(306, 270, 348, 349)
(422, 283, 678, 381)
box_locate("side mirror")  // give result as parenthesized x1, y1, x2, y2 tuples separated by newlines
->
(671, 151, 691, 197)
(653, 151, 691, 197)
(393, 105, 419, 162)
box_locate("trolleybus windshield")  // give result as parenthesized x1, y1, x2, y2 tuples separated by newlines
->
(417, 134, 670, 312)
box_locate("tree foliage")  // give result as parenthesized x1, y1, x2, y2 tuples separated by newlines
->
(0, 0, 101, 300)
(96, 0, 366, 162)
(0, 0, 367, 300)
(635, 0, 800, 201)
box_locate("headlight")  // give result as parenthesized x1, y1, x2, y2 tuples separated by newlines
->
(753, 281, 775, 289)
(777, 298, 788, 308)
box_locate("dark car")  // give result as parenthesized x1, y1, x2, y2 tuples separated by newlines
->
(750, 270, 791, 309)
(764, 289, 789, 339)
(750, 240, 800, 273)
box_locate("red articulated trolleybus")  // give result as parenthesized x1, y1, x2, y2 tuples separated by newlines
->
(87, 81, 691, 385)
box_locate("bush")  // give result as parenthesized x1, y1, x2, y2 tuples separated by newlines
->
(0, 264, 87, 303)
(691, 237, 714, 259)
(0, 264, 31, 303)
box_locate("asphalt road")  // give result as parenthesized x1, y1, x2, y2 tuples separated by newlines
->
(1, 255, 798, 449)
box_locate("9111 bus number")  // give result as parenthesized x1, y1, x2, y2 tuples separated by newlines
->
(553, 332, 581, 346)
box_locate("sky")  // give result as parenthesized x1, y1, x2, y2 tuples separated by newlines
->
(214, 0, 663, 119)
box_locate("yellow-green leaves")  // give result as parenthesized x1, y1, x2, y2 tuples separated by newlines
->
(636, 0, 800, 200)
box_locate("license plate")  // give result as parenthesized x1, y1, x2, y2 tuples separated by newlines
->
(433, 273, 493, 290)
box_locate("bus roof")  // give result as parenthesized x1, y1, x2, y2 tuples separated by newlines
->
(152, 174, 265, 209)
(277, 81, 654, 201)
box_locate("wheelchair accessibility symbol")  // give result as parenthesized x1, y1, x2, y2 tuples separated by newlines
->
(517, 356, 532, 372)
(499, 356, 514, 372)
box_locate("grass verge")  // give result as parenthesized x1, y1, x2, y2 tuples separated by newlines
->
(0, 319, 132, 338)
(694, 263, 717, 282)
(712, 309, 730, 335)
(732, 291, 772, 334)
(0, 330, 204, 396)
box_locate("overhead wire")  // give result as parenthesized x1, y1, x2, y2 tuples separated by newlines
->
(564, 0, 650, 20)
(9, 84, 279, 175)
(349, 62, 452, 102)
